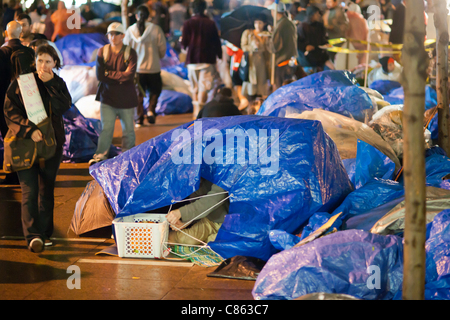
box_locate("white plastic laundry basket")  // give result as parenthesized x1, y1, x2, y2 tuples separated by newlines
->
(113, 214, 169, 258)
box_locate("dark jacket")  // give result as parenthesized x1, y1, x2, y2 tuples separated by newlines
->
(298, 21, 330, 67)
(95, 45, 138, 109)
(0, 39, 36, 138)
(181, 14, 222, 65)
(389, 2, 405, 44)
(196, 94, 241, 119)
(4, 72, 72, 148)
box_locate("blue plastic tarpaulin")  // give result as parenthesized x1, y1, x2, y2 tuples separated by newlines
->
(369, 80, 401, 96)
(256, 70, 375, 122)
(55, 33, 109, 66)
(63, 105, 121, 163)
(154, 90, 193, 115)
(89, 116, 354, 261)
(393, 209, 450, 300)
(252, 229, 404, 300)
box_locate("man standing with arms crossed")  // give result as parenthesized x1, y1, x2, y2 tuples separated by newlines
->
(89, 22, 138, 166)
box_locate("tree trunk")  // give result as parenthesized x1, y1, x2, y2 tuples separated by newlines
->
(433, 0, 450, 155)
(401, 0, 429, 300)
(121, 0, 130, 30)
(0, 3, 4, 46)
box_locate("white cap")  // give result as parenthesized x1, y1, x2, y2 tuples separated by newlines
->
(267, 2, 286, 12)
(107, 22, 125, 34)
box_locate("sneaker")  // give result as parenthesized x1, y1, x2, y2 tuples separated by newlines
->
(44, 239, 53, 247)
(88, 158, 102, 166)
(29, 238, 44, 253)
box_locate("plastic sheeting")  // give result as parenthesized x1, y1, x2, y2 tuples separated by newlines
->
(59, 65, 99, 104)
(370, 187, 450, 236)
(393, 209, 450, 300)
(63, 105, 121, 163)
(55, 33, 109, 66)
(252, 229, 404, 300)
(287, 109, 400, 165)
(70, 179, 116, 235)
(154, 90, 193, 115)
(89, 116, 354, 261)
(207, 256, 266, 280)
(256, 70, 375, 122)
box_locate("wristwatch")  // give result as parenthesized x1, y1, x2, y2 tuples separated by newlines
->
(105, 70, 109, 76)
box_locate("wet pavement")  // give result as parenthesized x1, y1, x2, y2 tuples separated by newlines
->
(0, 113, 256, 300)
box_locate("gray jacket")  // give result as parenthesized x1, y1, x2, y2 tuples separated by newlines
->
(179, 179, 229, 224)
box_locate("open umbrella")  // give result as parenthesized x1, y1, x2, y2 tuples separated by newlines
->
(220, 5, 273, 48)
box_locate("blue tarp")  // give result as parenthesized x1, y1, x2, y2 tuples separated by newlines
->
(369, 80, 401, 96)
(89, 116, 354, 261)
(63, 105, 121, 163)
(252, 229, 404, 300)
(393, 209, 450, 300)
(55, 33, 109, 66)
(256, 70, 374, 122)
(155, 90, 193, 115)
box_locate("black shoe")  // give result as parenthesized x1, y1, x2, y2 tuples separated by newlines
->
(147, 115, 155, 124)
(147, 111, 156, 124)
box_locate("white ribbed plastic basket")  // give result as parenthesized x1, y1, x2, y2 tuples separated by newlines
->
(113, 214, 169, 258)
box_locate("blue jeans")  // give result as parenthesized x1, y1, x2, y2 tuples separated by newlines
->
(94, 103, 135, 160)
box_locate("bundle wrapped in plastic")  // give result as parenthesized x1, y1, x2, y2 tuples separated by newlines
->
(257, 70, 375, 123)
(252, 229, 404, 300)
(287, 109, 400, 166)
(369, 104, 432, 158)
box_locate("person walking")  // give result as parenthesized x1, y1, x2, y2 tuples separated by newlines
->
(123, 4, 166, 126)
(181, 0, 222, 118)
(267, 2, 298, 90)
(3, 44, 71, 252)
(89, 22, 138, 166)
(0, 21, 36, 185)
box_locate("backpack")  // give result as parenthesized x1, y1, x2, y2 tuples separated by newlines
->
(102, 44, 131, 66)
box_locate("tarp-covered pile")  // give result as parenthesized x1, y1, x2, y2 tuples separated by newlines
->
(62, 105, 120, 163)
(257, 70, 376, 122)
(89, 115, 354, 261)
(247, 71, 450, 300)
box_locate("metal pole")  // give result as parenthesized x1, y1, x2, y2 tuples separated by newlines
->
(401, 0, 428, 300)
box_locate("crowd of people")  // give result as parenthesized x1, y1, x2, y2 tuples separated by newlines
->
(0, 0, 428, 252)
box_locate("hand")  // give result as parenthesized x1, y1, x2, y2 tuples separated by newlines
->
(38, 70, 54, 82)
(170, 219, 187, 231)
(31, 130, 43, 142)
(166, 209, 182, 226)
(305, 45, 315, 52)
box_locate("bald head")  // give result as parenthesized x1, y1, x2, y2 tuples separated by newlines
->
(6, 20, 23, 39)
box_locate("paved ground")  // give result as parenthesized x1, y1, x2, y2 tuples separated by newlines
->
(0, 113, 256, 300)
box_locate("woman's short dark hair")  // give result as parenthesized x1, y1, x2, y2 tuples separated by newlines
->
(192, 0, 207, 14)
(36, 44, 62, 70)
